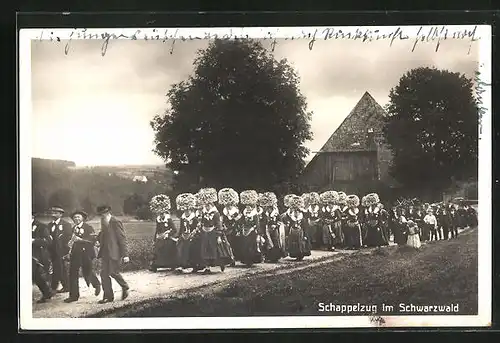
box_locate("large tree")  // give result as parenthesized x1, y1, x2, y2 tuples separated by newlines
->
(151, 39, 313, 192)
(383, 67, 479, 194)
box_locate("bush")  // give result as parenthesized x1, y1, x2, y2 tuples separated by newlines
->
(124, 237, 154, 271)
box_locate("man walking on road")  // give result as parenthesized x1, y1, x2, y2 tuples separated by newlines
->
(47, 206, 73, 293)
(95, 205, 130, 304)
(64, 210, 101, 303)
(32, 212, 54, 303)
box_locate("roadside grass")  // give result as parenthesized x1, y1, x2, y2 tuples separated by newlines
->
(109, 229, 478, 317)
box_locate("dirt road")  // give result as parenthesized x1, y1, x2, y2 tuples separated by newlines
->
(33, 249, 354, 318)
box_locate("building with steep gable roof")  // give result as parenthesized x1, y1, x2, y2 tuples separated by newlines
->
(298, 91, 399, 196)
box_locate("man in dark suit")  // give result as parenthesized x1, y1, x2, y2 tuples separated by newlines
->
(46, 206, 73, 293)
(466, 205, 478, 228)
(64, 210, 102, 303)
(32, 212, 54, 303)
(438, 206, 452, 240)
(96, 205, 130, 303)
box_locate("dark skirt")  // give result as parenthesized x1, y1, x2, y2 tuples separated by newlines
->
(332, 221, 344, 247)
(265, 225, 287, 261)
(189, 234, 203, 268)
(344, 222, 362, 248)
(152, 238, 178, 268)
(381, 223, 391, 242)
(217, 234, 234, 266)
(287, 227, 311, 259)
(200, 230, 219, 267)
(364, 224, 389, 247)
(306, 220, 321, 248)
(393, 225, 407, 245)
(320, 224, 334, 248)
(227, 233, 242, 262)
(239, 230, 263, 265)
(176, 238, 192, 268)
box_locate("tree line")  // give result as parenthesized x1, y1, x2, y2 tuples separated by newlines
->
(151, 38, 479, 199)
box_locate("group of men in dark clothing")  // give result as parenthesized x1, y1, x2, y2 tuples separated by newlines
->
(388, 200, 478, 246)
(32, 205, 130, 304)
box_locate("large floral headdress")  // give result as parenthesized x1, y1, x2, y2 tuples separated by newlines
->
(240, 190, 259, 206)
(346, 194, 360, 208)
(365, 193, 380, 207)
(198, 188, 218, 205)
(218, 188, 239, 206)
(258, 192, 277, 208)
(149, 194, 171, 214)
(320, 191, 339, 205)
(176, 193, 196, 211)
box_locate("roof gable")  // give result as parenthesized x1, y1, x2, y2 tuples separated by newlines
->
(319, 91, 387, 152)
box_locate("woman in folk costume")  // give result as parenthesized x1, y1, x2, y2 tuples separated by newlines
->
(219, 188, 242, 266)
(189, 192, 205, 272)
(319, 190, 342, 250)
(257, 192, 278, 259)
(406, 220, 422, 249)
(282, 195, 311, 260)
(283, 194, 295, 217)
(300, 193, 320, 249)
(218, 188, 240, 266)
(343, 195, 363, 249)
(388, 204, 400, 244)
(149, 195, 178, 272)
(238, 190, 265, 266)
(260, 192, 287, 262)
(197, 188, 231, 274)
(337, 191, 349, 244)
(256, 193, 264, 219)
(280, 194, 294, 248)
(175, 193, 199, 273)
(362, 193, 389, 247)
(359, 195, 369, 244)
(301, 192, 320, 250)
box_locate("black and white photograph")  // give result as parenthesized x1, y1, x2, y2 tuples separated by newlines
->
(19, 25, 491, 329)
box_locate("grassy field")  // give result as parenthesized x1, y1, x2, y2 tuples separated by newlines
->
(109, 228, 478, 317)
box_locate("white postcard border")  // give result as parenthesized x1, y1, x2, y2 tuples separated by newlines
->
(19, 25, 491, 330)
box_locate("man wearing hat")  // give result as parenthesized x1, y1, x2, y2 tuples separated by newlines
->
(32, 212, 54, 303)
(63, 210, 101, 303)
(95, 205, 130, 303)
(46, 206, 73, 293)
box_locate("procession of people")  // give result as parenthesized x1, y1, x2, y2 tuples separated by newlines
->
(144, 188, 477, 273)
(32, 188, 477, 304)
(32, 205, 130, 304)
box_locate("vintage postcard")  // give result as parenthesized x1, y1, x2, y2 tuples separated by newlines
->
(19, 25, 491, 330)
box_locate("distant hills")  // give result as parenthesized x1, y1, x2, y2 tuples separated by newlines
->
(31, 158, 175, 216)
(32, 158, 76, 169)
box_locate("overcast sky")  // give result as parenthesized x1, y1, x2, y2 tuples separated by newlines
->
(30, 34, 479, 166)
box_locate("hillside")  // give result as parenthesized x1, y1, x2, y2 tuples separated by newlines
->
(32, 158, 175, 216)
